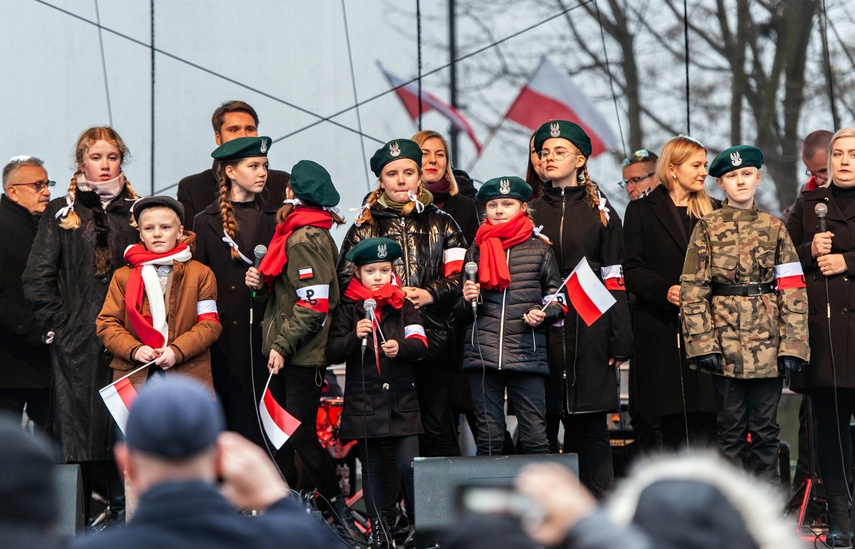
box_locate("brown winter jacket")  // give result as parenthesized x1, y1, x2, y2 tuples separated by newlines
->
(96, 232, 222, 389)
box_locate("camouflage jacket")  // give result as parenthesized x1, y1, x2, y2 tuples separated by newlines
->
(680, 204, 809, 379)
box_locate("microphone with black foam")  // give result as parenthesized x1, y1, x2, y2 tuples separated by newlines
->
(251, 245, 267, 299)
(815, 203, 828, 234)
(362, 298, 377, 355)
(464, 261, 478, 316)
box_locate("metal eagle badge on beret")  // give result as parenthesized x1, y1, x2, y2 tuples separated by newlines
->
(377, 243, 388, 259)
(550, 122, 561, 137)
(500, 179, 511, 194)
(730, 151, 742, 166)
(260, 138, 268, 154)
(390, 142, 401, 157)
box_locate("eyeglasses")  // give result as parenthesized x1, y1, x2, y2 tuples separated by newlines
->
(805, 168, 829, 181)
(9, 180, 55, 193)
(618, 172, 656, 188)
(621, 149, 653, 168)
(537, 148, 578, 161)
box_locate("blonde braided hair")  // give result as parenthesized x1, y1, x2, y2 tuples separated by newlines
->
(578, 164, 608, 227)
(216, 160, 242, 261)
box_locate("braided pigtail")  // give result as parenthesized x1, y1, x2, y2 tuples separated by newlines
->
(580, 165, 608, 227)
(355, 186, 383, 227)
(57, 174, 82, 230)
(123, 177, 141, 228)
(217, 164, 241, 261)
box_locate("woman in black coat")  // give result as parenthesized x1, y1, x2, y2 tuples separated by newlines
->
(193, 137, 277, 447)
(623, 136, 718, 451)
(785, 127, 855, 547)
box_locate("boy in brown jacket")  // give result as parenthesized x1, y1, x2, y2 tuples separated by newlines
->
(97, 196, 222, 390)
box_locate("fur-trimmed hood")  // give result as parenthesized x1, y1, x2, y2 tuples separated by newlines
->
(605, 452, 799, 549)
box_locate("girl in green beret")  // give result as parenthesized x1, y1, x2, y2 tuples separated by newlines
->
(529, 120, 633, 498)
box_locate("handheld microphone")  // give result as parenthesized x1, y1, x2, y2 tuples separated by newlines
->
(464, 261, 478, 316)
(815, 202, 828, 234)
(362, 298, 377, 355)
(253, 244, 267, 269)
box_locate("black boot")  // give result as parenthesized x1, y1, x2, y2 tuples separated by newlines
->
(827, 496, 852, 548)
(369, 517, 394, 548)
(328, 495, 363, 542)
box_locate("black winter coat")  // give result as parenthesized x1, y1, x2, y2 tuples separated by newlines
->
(785, 186, 855, 390)
(327, 296, 427, 439)
(437, 193, 480, 246)
(530, 184, 633, 414)
(177, 165, 289, 227)
(623, 186, 717, 418)
(23, 189, 139, 461)
(455, 237, 565, 375)
(0, 196, 51, 389)
(337, 203, 466, 362)
(193, 198, 277, 445)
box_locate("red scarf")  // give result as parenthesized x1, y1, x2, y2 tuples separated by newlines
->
(343, 278, 406, 322)
(124, 242, 190, 348)
(258, 208, 333, 287)
(474, 212, 533, 291)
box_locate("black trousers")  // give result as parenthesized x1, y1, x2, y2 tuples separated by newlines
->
(468, 370, 549, 456)
(358, 436, 419, 521)
(712, 375, 783, 484)
(560, 412, 614, 498)
(414, 358, 460, 457)
(270, 364, 341, 499)
(811, 387, 855, 500)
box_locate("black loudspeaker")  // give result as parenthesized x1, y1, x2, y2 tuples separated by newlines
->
(413, 453, 579, 549)
(54, 463, 84, 541)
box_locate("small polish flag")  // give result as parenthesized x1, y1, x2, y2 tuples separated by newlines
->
(566, 258, 617, 326)
(505, 56, 617, 157)
(259, 387, 301, 450)
(298, 267, 314, 280)
(99, 377, 138, 435)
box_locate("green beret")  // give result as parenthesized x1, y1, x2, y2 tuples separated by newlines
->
(133, 195, 185, 225)
(345, 237, 402, 266)
(476, 176, 532, 203)
(211, 136, 272, 161)
(709, 145, 764, 178)
(533, 120, 592, 158)
(370, 139, 422, 177)
(290, 160, 340, 208)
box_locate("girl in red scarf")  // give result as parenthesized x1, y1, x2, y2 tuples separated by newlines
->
(456, 176, 567, 456)
(327, 237, 428, 548)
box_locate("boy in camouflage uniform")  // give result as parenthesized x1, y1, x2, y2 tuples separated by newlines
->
(680, 145, 809, 483)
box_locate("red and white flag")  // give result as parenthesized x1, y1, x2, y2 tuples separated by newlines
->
(565, 258, 617, 326)
(259, 384, 301, 450)
(380, 64, 483, 154)
(505, 56, 617, 157)
(99, 377, 138, 435)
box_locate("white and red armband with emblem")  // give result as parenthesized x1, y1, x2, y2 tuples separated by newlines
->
(296, 284, 330, 314)
(601, 265, 626, 291)
(775, 262, 806, 290)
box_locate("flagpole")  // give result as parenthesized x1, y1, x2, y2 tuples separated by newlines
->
(261, 370, 274, 404)
(108, 360, 156, 387)
(540, 268, 578, 311)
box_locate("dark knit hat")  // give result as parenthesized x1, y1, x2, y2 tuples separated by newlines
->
(370, 139, 422, 177)
(476, 176, 532, 203)
(290, 160, 340, 207)
(0, 414, 56, 527)
(345, 237, 403, 265)
(211, 136, 271, 161)
(709, 145, 764, 178)
(124, 377, 224, 459)
(132, 195, 185, 225)
(533, 120, 592, 158)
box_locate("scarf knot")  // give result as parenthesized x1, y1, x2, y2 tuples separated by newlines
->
(474, 212, 533, 291)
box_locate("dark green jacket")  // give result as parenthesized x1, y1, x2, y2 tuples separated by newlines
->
(262, 225, 340, 368)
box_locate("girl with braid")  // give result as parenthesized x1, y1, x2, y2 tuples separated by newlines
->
(23, 126, 140, 522)
(529, 120, 633, 498)
(192, 136, 278, 448)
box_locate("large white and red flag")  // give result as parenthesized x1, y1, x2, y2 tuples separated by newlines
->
(99, 376, 138, 435)
(380, 64, 483, 155)
(259, 380, 301, 450)
(565, 258, 617, 326)
(505, 56, 618, 157)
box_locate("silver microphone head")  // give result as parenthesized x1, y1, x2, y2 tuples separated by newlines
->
(815, 203, 828, 218)
(254, 244, 268, 260)
(364, 298, 377, 314)
(464, 261, 478, 279)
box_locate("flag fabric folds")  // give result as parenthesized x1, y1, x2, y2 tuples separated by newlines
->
(505, 56, 618, 157)
(565, 257, 617, 326)
(99, 377, 138, 435)
(380, 64, 483, 154)
(259, 386, 301, 450)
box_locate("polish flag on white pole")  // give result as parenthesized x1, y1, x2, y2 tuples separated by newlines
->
(505, 56, 618, 157)
(259, 373, 301, 450)
(99, 362, 151, 435)
(566, 258, 617, 326)
(379, 63, 483, 155)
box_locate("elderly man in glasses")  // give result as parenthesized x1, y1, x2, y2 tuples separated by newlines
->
(619, 149, 660, 201)
(0, 156, 55, 431)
